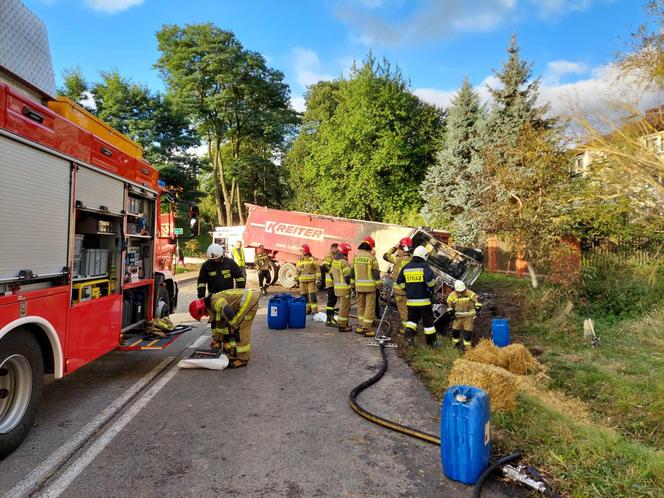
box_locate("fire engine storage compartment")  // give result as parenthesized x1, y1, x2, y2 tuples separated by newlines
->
(121, 188, 156, 334)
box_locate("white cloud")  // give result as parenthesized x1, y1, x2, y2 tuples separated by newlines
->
(338, 0, 604, 46)
(413, 62, 662, 126)
(291, 96, 307, 113)
(84, 0, 144, 14)
(292, 47, 334, 88)
(544, 59, 589, 85)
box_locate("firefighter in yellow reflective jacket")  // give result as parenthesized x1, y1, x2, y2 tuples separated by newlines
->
(447, 280, 482, 349)
(383, 236, 413, 334)
(321, 242, 339, 326)
(254, 244, 271, 295)
(331, 243, 353, 332)
(396, 246, 438, 346)
(188, 288, 260, 368)
(351, 238, 381, 337)
(232, 240, 247, 281)
(295, 244, 321, 314)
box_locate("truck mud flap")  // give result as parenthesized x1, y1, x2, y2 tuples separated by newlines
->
(119, 324, 192, 351)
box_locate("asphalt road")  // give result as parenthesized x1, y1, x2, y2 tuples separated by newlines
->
(0, 276, 515, 497)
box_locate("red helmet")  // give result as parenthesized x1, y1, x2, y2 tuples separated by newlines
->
(338, 243, 352, 255)
(399, 237, 413, 248)
(301, 244, 311, 254)
(363, 236, 375, 249)
(189, 298, 208, 321)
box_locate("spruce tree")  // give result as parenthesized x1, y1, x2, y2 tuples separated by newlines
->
(421, 78, 486, 244)
(486, 35, 549, 145)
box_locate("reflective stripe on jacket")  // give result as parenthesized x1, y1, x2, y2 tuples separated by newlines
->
(331, 254, 351, 297)
(197, 257, 245, 298)
(322, 251, 335, 288)
(295, 255, 320, 283)
(383, 247, 412, 293)
(447, 290, 481, 318)
(350, 249, 380, 292)
(210, 288, 259, 327)
(254, 252, 271, 271)
(396, 257, 436, 307)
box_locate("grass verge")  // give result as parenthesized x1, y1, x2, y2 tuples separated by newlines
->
(403, 271, 664, 497)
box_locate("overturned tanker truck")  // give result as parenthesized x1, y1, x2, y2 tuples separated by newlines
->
(242, 204, 483, 315)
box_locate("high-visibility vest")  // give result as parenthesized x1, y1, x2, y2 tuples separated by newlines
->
(232, 247, 246, 267)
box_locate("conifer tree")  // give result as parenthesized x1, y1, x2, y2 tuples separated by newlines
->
(421, 78, 486, 244)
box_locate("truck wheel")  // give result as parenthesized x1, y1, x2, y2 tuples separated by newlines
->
(0, 329, 44, 460)
(278, 263, 297, 288)
(154, 276, 170, 318)
(269, 261, 280, 285)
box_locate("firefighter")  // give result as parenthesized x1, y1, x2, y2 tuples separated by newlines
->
(396, 246, 437, 346)
(331, 243, 353, 332)
(295, 244, 321, 314)
(321, 242, 339, 326)
(231, 240, 247, 281)
(383, 237, 413, 334)
(254, 244, 271, 295)
(189, 288, 260, 368)
(351, 236, 381, 337)
(447, 280, 482, 349)
(197, 243, 245, 299)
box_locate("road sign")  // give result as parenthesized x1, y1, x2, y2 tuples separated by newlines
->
(174, 228, 183, 235)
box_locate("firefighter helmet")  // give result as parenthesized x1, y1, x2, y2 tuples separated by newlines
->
(189, 298, 208, 321)
(206, 243, 225, 259)
(413, 245, 429, 260)
(363, 236, 376, 248)
(454, 280, 467, 293)
(301, 244, 311, 254)
(399, 237, 413, 248)
(338, 243, 351, 255)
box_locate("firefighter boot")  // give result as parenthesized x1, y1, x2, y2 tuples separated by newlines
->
(325, 309, 337, 327)
(404, 327, 416, 345)
(338, 325, 353, 333)
(451, 329, 462, 350)
(463, 331, 472, 349)
(425, 333, 438, 347)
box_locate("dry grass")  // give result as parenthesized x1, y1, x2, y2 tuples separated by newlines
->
(448, 359, 518, 412)
(463, 339, 538, 375)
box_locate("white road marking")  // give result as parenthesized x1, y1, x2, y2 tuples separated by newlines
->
(37, 363, 181, 498)
(3, 358, 173, 498)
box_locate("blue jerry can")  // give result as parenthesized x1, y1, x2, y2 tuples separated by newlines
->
(491, 318, 510, 347)
(267, 295, 290, 330)
(288, 297, 307, 329)
(441, 385, 491, 485)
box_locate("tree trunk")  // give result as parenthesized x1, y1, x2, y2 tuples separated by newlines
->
(214, 142, 233, 225)
(236, 181, 245, 225)
(208, 139, 225, 226)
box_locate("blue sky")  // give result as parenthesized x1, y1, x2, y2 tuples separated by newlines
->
(24, 0, 650, 115)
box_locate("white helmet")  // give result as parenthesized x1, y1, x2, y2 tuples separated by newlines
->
(206, 243, 225, 259)
(454, 280, 466, 292)
(413, 246, 429, 260)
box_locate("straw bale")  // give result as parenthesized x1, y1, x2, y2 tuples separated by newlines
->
(448, 359, 517, 412)
(501, 343, 537, 375)
(463, 339, 508, 369)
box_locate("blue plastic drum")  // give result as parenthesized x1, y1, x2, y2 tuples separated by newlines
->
(288, 297, 307, 329)
(267, 295, 290, 330)
(441, 385, 491, 485)
(491, 318, 510, 347)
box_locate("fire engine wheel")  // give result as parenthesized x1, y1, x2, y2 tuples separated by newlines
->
(278, 263, 298, 288)
(269, 261, 280, 285)
(0, 329, 44, 460)
(155, 286, 171, 319)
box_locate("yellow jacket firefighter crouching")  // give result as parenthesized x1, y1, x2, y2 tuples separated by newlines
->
(446, 280, 482, 348)
(189, 289, 260, 368)
(295, 244, 320, 313)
